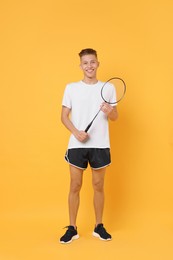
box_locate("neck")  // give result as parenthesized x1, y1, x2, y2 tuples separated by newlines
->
(82, 77, 98, 84)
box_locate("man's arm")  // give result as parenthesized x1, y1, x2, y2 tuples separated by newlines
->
(61, 106, 89, 142)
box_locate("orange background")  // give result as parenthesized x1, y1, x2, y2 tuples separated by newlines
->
(0, 0, 173, 259)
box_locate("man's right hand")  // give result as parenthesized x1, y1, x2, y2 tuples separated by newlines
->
(74, 130, 89, 142)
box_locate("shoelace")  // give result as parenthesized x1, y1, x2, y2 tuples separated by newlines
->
(97, 224, 110, 237)
(62, 226, 76, 237)
(99, 226, 107, 234)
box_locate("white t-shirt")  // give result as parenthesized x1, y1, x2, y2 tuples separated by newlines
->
(62, 80, 116, 149)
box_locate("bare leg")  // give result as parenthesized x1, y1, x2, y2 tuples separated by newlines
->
(68, 165, 83, 228)
(92, 167, 106, 225)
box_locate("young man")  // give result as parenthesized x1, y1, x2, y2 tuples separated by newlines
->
(60, 48, 118, 244)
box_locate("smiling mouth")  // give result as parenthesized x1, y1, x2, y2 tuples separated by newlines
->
(86, 69, 94, 73)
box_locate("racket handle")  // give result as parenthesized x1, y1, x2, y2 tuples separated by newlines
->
(85, 122, 93, 133)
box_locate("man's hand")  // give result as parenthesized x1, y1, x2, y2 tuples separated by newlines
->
(100, 102, 118, 121)
(74, 130, 89, 142)
(100, 102, 113, 116)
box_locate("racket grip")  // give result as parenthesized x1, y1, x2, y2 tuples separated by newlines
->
(85, 122, 92, 133)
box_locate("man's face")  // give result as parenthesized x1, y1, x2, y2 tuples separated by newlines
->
(80, 54, 99, 79)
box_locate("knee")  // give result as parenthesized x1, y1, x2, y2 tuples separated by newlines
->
(92, 180, 104, 192)
(70, 180, 82, 193)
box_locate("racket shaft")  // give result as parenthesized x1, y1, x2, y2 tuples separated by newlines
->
(85, 109, 101, 132)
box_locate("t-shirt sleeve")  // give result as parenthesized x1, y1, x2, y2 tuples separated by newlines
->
(62, 85, 72, 109)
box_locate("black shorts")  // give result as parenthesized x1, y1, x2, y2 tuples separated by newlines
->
(65, 148, 111, 170)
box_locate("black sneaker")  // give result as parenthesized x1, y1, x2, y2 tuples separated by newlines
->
(93, 223, 112, 241)
(60, 226, 79, 244)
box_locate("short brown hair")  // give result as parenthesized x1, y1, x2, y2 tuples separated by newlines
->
(79, 48, 97, 58)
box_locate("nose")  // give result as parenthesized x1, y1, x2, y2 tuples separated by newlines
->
(88, 62, 93, 68)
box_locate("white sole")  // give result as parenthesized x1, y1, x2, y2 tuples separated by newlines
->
(60, 234, 79, 244)
(93, 231, 112, 241)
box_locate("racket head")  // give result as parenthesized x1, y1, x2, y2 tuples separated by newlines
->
(101, 77, 126, 104)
